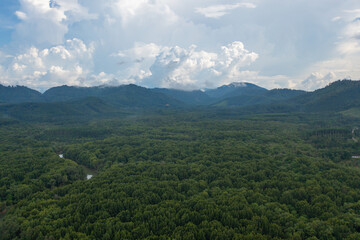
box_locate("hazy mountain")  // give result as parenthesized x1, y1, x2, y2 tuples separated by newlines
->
(212, 80, 360, 113)
(0, 97, 118, 122)
(291, 80, 360, 112)
(266, 88, 306, 99)
(152, 88, 213, 105)
(152, 82, 269, 106)
(100, 85, 183, 108)
(43, 85, 102, 102)
(1, 80, 360, 113)
(213, 88, 306, 107)
(0, 85, 43, 103)
(0, 82, 276, 107)
(43, 84, 183, 108)
(205, 82, 267, 99)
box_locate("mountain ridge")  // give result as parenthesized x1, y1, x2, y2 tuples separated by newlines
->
(1, 80, 360, 119)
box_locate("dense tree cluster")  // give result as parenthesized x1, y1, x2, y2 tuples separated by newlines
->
(1, 112, 360, 239)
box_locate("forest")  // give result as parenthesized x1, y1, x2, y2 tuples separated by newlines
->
(1, 109, 360, 240)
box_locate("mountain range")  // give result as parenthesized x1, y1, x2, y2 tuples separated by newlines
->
(0, 80, 359, 121)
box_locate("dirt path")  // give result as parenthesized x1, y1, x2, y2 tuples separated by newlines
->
(352, 127, 358, 142)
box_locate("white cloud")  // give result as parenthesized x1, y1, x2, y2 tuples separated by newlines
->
(1, 38, 94, 90)
(298, 72, 337, 91)
(15, 11, 27, 20)
(195, 2, 256, 19)
(228, 71, 297, 90)
(116, 43, 163, 59)
(140, 41, 259, 90)
(332, 16, 342, 22)
(111, 43, 165, 85)
(336, 14, 360, 55)
(109, 41, 259, 90)
(14, 0, 96, 45)
(1, 0, 360, 91)
(301, 8, 360, 88)
(113, 0, 178, 26)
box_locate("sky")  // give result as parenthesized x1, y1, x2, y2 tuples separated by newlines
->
(0, 0, 360, 92)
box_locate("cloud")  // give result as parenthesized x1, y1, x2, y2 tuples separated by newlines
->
(2, 0, 360, 91)
(337, 14, 360, 54)
(1, 38, 94, 90)
(15, 11, 27, 20)
(332, 16, 342, 22)
(115, 43, 163, 59)
(0, 38, 294, 91)
(111, 43, 164, 84)
(298, 72, 337, 91)
(301, 8, 360, 88)
(195, 2, 256, 19)
(140, 41, 258, 89)
(113, 0, 178, 26)
(14, 0, 96, 45)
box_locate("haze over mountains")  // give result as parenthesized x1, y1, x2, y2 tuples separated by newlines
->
(0, 80, 360, 121)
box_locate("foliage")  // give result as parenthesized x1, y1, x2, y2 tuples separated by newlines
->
(1, 112, 360, 239)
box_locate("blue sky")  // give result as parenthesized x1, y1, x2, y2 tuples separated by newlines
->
(0, 0, 360, 91)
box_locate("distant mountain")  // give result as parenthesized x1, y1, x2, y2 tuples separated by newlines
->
(43, 84, 183, 108)
(0, 97, 118, 122)
(2, 80, 360, 114)
(152, 88, 213, 105)
(291, 80, 360, 112)
(100, 85, 183, 108)
(43, 85, 102, 102)
(266, 88, 306, 99)
(213, 80, 360, 112)
(205, 82, 267, 99)
(152, 82, 268, 106)
(0, 85, 43, 103)
(69, 97, 118, 114)
(213, 88, 306, 107)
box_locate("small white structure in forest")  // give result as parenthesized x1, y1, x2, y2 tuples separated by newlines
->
(59, 154, 64, 158)
(352, 155, 360, 159)
(87, 174, 93, 180)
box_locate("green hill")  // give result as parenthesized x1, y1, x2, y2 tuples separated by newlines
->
(0, 97, 119, 122)
(43, 84, 183, 108)
(213, 89, 306, 107)
(0, 85, 43, 103)
(292, 80, 360, 112)
(152, 88, 213, 105)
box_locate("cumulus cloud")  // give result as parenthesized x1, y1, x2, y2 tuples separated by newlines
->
(1, 0, 360, 91)
(298, 72, 337, 91)
(14, 0, 96, 45)
(1, 40, 255, 91)
(138, 41, 259, 90)
(334, 11, 360, 55)
(111, 43, 164, 85)
(1, 38, 94, 90)
(112, 0, 178, 26)
(302, 8, 360, 88)
(195, 2, 256, 19)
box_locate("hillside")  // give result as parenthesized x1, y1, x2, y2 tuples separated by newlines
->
(0, 97, 119, 122)
(0, 85, 43, 103)
(43, 84, 183, 108)
(291, 80, 360, 112)
(1, 80, 360, 115)
(205, 82, 267, 99)
(43, 85, 102, 102)
(213, 89, 306, 107)
(1, 110, 360, 239)
(152, 88, 213, 105)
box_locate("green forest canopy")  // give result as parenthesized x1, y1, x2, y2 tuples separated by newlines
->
(1, 111, 360, 239)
